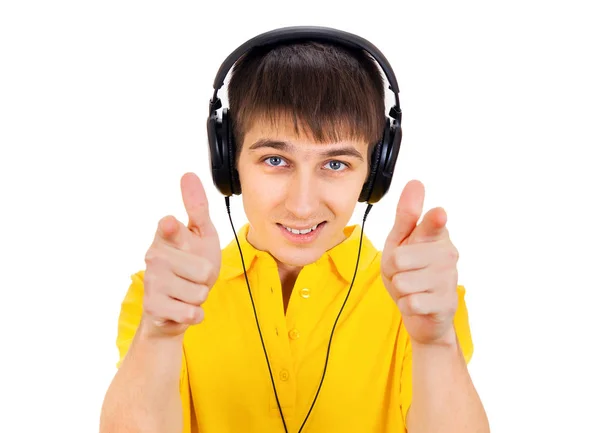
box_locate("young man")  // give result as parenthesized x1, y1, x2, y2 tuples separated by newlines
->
(100, 29, 489, 433)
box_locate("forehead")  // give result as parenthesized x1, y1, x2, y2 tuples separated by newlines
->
(242, 114, 369, 151)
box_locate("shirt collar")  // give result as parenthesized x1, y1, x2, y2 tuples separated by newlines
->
(325, 223, 379, 282)
(219, 223, 379, 283)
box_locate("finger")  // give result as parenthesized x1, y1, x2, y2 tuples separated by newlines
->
(144, 294, 205, 325)
(154, 215, 185, 246)
(397, 284, 458, 317)
(409, 207, 448, 244)
(387, 267, 439, 299)
(397, 292, 442, 317)
(381, 243, 436, 278)
(181, 172, 212, 236)
(171, 282, 210, 306)
(144, 247, 219, 287)
(159, 271, 210, 305)
(172, 250, 218, 286)
(385, 180, 425, 248)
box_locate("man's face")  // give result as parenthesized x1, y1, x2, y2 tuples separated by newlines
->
(237, 117, 371, 268)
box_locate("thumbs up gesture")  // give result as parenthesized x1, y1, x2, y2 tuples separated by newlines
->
(141, 172, 222, 338)
(381, 180, 459, 346)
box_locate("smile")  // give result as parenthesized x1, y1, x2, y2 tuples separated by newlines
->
(282, 224, 319, 235)
(277, 222, 326, 244)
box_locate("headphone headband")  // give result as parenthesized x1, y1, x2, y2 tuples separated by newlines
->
(207, 25, 403, 203)
(210, 26, 401, 121)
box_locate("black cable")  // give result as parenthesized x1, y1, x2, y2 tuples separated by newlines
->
(225, 196, 373, 432)
(296, 202, 372, 432)
(225, 196, 289, 432)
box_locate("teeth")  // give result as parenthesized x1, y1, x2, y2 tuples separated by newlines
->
(285, 224, 319, 235)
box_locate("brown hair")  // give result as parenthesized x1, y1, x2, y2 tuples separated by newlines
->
(227, 40, 386, 163)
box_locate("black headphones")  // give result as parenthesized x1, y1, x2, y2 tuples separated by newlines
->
(207, 25, 403, 204)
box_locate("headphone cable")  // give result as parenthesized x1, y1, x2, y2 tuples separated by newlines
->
(225, 196, 373, 432)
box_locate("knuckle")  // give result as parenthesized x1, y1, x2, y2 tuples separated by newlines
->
(196, 285, 209, 304)
(143, 272, 160, 295)
(188, 285, 208, 305)
(144, 248, 168, 267)
(144, 247, 156, 263)
(181, 306, 202, 324)
(197, 259, 211, 282)
(406, 295, 422, 315)
(196, 256, 217, 284)
(195, 307, 205, 323)
(382, 248, 399, 278)
(143, 270, 156, 286)
(392, 273, 405, 294)
(176, 306, 192, 324)
(186, 307, 198, 323)
(446, 245, 459, 262)
(451, 249, 459, 262)
(143, 296, 159, 318)
(393, 249, 405, 271)
(143, 270, 168, 296)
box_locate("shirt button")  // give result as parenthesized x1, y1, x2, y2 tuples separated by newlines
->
(279, 369, 290, 381)
(288, 329, 300, 340)
(300, 287, 311, 298)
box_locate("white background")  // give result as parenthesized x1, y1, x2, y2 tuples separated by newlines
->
(1, 1, 599, 432)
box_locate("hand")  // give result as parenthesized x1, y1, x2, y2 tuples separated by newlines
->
(141, 172, 221, 339)
(381, 180, 459, 346)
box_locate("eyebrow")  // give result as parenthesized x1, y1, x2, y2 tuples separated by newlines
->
(248, 139, 364, 161)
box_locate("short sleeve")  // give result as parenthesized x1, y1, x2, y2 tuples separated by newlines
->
(399, 284, 474, 424)
(454, 285, 474, 364)
(115, 270, 146, 368)
(399, 323, 413, 425)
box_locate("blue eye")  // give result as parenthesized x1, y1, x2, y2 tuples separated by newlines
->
(265, 156, 286, 167)
(326, 160, 347, 171)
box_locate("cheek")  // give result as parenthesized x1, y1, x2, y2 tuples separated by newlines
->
(333, 168, 368, 194)
(322, 176, 365, 214)
(240, 169, 286, 217)
(326, 194, 359, 218)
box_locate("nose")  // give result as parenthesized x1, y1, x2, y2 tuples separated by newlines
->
(284, 170, 320, 220)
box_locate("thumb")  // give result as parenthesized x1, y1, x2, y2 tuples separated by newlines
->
(180, 172, 213, 236)
(385, 180, 425, 247)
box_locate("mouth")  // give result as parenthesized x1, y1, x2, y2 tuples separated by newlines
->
(277, 221, 326, 244)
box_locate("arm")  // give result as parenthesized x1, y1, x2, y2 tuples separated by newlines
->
(407, 329, 489, 433)
(99, 318, 184, 433)
(379, 181, 489, 432)
(100, 173, 221, 432)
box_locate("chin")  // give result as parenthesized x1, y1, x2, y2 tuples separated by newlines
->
(270, 245, 324, 268)
(272, 248, 323, 267)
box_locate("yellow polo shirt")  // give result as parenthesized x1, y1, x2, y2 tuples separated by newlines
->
(116, 223, 473, 433)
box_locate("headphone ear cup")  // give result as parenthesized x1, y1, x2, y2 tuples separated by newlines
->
(359, 117, 403, 204)
(359, 139, 382, 203)
(206, 107, 240, 197)
(222, 109, 241, 195)
(359, 120, 387, 203)
(207, 105, 230, 196)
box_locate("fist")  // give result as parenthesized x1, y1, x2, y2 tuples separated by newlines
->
(141, 172, 221, 338)
(381, 180, 459, 346)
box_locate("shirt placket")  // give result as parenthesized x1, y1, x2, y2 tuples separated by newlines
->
(256, 261, 297, 423)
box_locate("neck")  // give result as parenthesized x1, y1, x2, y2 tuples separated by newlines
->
(245, 223, 352, 313)
(277, 261, 302, 314)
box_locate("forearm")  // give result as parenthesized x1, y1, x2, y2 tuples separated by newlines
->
(100, 319, 184, 433)
(407, 329, 489, 433)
